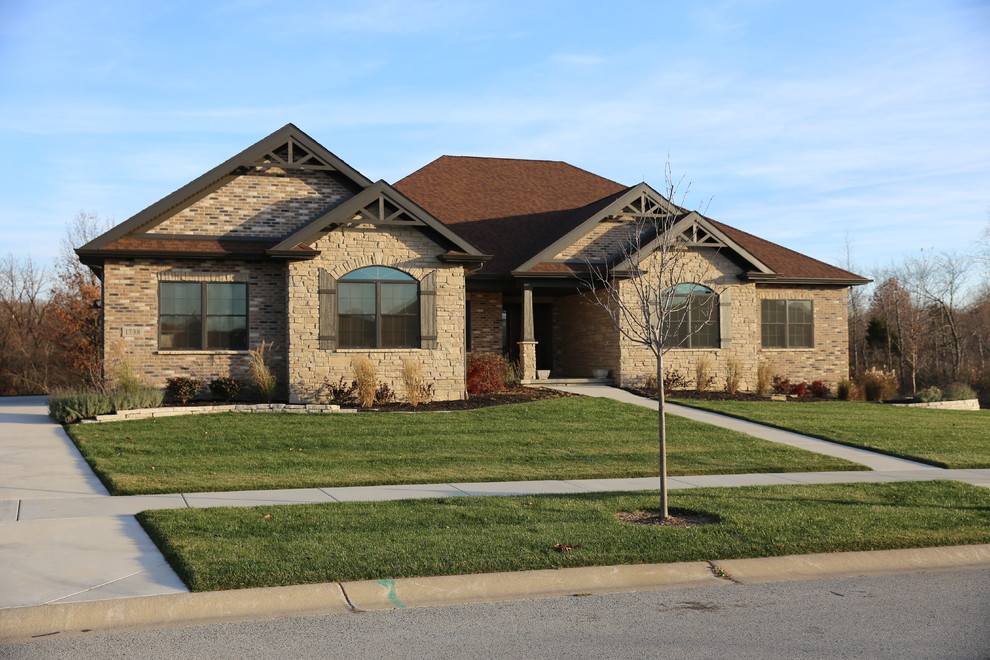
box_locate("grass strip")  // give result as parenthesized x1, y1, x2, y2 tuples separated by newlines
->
(66, 398, 864, 495)
(137, 480, 990, 591)
(669, 399, 990, 469)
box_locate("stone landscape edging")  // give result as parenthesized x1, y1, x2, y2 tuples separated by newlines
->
(81, 402, 355, 423)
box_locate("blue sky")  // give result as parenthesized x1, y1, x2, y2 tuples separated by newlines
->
(1, 0, 988, 276)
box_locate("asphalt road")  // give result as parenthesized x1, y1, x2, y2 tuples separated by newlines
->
(3, 569, 989, 659)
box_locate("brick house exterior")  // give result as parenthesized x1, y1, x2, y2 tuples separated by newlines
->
(79, 125, 868, 401)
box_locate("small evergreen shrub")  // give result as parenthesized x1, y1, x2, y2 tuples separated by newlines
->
(810, 380, 831, 398)
(836, 379, 854, 401)
(914, 386, 942, 403)
(943, 382, 977, 401)
(165, 376, 203, 404)
(209, 376, 241, 402)
(110, 387, 164, 411)
(48, 391, 113, 424)
(466, 353, 509, 394)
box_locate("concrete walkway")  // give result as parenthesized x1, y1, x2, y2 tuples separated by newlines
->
(2, 391, 988, 613)
(545, 383, 940, 471)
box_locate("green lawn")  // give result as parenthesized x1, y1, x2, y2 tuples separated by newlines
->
(137, 480, 990, 591)
(670, 399, 990, 469)
(66, 398, 864, 495)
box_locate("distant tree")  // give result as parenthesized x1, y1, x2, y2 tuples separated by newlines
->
(49, 212, 111, 386)
(0, 254, 57, 393)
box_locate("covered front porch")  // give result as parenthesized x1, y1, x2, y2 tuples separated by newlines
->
(466, 281, 621, 384)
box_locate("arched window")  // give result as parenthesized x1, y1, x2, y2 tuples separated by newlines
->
(338, 266, 420, 348)
(664, 283, 719, 348)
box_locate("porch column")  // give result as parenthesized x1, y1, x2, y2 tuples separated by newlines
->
(518, 284, 538, 381)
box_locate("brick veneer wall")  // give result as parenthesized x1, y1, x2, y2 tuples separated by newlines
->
(593, 249, 850, 390)
(557, 293, 620, 378)
(286, 225, 467, 403)
(466, 290, 503, 354)
(101, 258, 287, 390)
(553, 219, 642, 261)
(147, 169, 355, 237)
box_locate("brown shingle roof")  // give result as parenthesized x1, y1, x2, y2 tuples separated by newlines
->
(394, 156, 628, 274)
(96, 237, 281, 255)
(396, 155, 866, 283)
(708, 220, 866, 281)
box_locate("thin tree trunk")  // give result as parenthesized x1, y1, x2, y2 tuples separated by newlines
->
(657, 350, 668, 519)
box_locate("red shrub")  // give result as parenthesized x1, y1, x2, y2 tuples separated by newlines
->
(466, 353, 508, 394)
(789, 381, 808, 397)
(810, 380, 831, 398)
(771, 375, 791, 395)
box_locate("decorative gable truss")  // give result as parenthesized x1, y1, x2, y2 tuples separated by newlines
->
(516, 181, 775, 277)
(250, 136, 338, 172)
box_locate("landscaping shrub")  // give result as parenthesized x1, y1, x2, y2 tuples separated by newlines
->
(809, 380, 831, 398)
(320, 376, 357, 406)
(694, 355, 715, 392)
(352, 357, 378, 407)
(110, 387, 164, 411)
(858, 368, 898, 402)
(48, 391, 113, 424)
(915, 386, 943, 403)
(789, 381, 808, 398)
(663, 370, 687, 391)
(466, 353, 508, 394)
(209, 376, 241, 402)
(165, 376, 203, 404)
(401, 358, 433, 407)
(943, 382, 977, 401)
(641, 374, 658, 396)
(771, 375, 791, 395)
(724, 357, 742, 395)
(755, 361, 774, 396)
(375, 382, 396, 405)
(836, 379, 854, 401)
(248, 341, 277, 402)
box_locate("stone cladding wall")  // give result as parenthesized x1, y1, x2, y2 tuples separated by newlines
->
(584, 249, 851, 390)
(286, 225, 467, 403)
(147, 169, 354, 237)
(101, 258, 287, 389)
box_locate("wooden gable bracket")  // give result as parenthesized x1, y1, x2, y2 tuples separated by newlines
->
(675, 222, 728, 248)
(252, 137, 337, 171)
(349, 194, 423, 226)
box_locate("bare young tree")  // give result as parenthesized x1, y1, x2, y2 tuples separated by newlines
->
(581, 168, 718, 520)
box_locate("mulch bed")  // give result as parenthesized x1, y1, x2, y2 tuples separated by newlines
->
(615, 510, 719, 527)
(362, 386, 575, 412)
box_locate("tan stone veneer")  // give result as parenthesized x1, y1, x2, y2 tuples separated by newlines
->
(286, 224, 467, 403)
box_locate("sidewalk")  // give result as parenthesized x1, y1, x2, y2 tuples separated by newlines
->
(2, 392, 988, 615)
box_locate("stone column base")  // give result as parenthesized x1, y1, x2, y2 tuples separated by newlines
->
(518, 341, 538, 382)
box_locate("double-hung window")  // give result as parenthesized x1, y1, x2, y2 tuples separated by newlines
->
(338, 266, 419, 348)
(761, 299, 813, 348)
(159, 282, 248, 350)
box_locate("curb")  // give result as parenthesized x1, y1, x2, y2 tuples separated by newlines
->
(3, 544, 990, 645)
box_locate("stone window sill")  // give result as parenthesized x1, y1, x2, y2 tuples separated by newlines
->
(759, 347, 815, 351)
(155, 350, 250, 355)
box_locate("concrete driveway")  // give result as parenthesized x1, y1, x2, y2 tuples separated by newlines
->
(0, 396, 186, 609)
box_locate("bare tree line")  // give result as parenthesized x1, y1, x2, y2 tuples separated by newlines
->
(848, 220, 990, 400)
(0, 213, 108, 395)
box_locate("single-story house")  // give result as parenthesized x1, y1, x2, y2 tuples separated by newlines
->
(78, 124, 869, 402)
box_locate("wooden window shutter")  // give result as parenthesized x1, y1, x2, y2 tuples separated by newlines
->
(717, 287, 732, 348)
(318, 268, 337, 350)
(420, 270, 437, 349)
